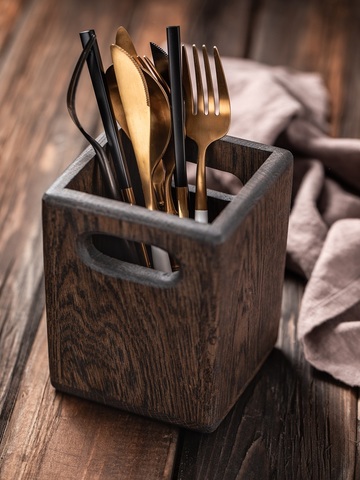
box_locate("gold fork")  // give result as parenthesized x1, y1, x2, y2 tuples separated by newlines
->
(182, 45, 231, 223)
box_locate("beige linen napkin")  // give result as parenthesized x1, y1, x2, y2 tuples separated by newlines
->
(217, 57, 360, 386)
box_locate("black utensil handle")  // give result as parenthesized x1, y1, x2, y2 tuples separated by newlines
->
(67, 34, 119, 199)
(79, 30, 131, 190)
(166, 26, 188, 189)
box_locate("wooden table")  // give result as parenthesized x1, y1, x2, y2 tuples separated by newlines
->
(0, 0, 359, 478)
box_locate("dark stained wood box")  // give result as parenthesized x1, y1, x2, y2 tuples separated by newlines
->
(42, 135, 293, 432)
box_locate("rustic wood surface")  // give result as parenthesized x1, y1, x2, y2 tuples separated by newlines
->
(0, 0, 359, 479)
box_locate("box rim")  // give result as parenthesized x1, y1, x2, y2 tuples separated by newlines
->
(43, 135, 293, 246)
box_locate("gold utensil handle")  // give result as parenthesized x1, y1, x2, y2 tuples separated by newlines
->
(176, 186, 189, 219)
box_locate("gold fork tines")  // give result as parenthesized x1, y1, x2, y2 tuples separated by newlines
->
(183, 44, 231, 223)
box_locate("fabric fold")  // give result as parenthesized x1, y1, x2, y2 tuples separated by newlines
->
(218, 56, 360, 386)
(299, 220, 360, 386)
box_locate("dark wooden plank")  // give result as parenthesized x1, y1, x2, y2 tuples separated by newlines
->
(120, 0, 254, 57)
(0, 313, 179, 480)
(333, 4, 360, 139)
(176, 277, 358, 479)
(0, 0, 137, 440)
(249, 0, 359, 137)
(126, 0, 193, 57)
(184, 0, 256, 56)
(0, 0, 31, 54)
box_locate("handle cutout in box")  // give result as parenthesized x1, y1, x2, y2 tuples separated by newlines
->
(77, 232, 181, 288)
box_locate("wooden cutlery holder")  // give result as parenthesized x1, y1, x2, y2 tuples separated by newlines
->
(42, 135, 293, 432)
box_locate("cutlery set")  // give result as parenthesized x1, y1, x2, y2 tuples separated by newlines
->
(67, 25, 231, 271)
(47, 25, 292, 432)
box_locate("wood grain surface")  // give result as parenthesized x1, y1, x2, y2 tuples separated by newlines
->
(43, 137, 292, 432)
(0, 312, 179, 480)
(0, 0, 359, 478)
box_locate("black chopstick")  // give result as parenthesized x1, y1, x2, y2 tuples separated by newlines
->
(166, 26, 189, 218)
(79, 30, 134, 203)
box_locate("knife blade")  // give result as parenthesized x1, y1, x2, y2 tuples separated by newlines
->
(150, 41, 170, 87)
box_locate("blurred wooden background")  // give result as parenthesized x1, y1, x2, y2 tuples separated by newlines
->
(0, 0, 359, 478)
